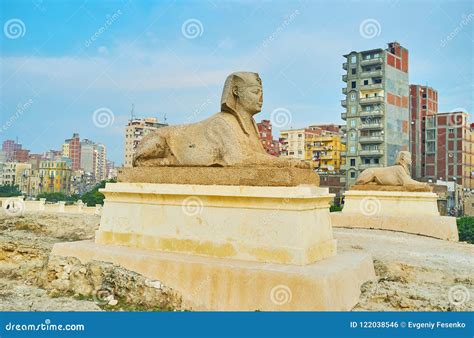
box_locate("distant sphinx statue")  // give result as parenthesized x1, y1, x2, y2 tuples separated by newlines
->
(133, 72, 308, 169)
(355, 151, 430, 190)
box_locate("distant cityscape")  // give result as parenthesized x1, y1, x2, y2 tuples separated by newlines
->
(0, 41, 471, 216)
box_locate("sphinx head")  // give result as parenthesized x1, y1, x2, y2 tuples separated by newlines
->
(396, 151, 412, 167)
(221, 72, 263, 116)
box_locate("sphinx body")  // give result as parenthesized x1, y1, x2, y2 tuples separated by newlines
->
(355, 151, 429, 188)
(133, 72, 308, 169)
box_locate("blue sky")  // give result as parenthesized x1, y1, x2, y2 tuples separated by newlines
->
(1, 0, 473, 164)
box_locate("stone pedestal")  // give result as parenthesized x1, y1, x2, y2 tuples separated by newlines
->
(331, 190, 458, 241)
(51, 180, 377, 310)
(96, 183, 336, 265)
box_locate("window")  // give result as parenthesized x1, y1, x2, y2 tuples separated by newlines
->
(373, 78, 382, 84)
(350, 132, 356, 140)
(350, 146, 356, 153)
(350, 159, 355, 166)
(350, 172, 356, 178)
(351, 81, 356, 89)
(298, 134, 303, 138)
(374, 158, 379, 164)
(350, 106, 356, 114)
(422, 105, 427, 109)
(364, 158, 370, 164)
(363, 80, 369, 85)
(351, 55, 356, 63)
(365, 105, 371, 111)
(374, 53, 380, 58)
(422, 93, 427, 98)
(350, 120, 356, 127)
(448, 128, 454, 134)
(351, 68, 356, 75)
(350, 93, 356, 101)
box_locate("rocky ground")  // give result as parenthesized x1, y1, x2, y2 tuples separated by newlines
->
(0, 212, 473, 311)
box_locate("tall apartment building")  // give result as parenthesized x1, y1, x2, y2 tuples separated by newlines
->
(63, 133, 81, 171)
(124, 117, 167, 167)
(257, 119, 280, 156)
(423, 111, 473, 189)
(341, 41, 409, 187)
(409, 85, 438, 178)
(80, 139, 97, 175)
(94, 143, 107, 182)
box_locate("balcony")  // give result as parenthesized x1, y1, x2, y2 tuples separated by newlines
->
(360, 69, 383, 78)
(359, 96, 384, 105)
(341, 99, 347, 107)
(360, 122, 383, 130)
(341, 112, 347, 120)
(360, 83, 383, 91)
(342, 87, 348, 94)
(359, 149, 384, 156)
(359, 163, 383, 170)
(359, 135, 384, 143)
(342, 74, 347, 82)
(360, 57, 383, 66)
(343, 62, 348, 70)
(360, 110, 384, 117)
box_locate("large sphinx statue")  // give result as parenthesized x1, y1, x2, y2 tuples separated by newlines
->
(133, 72, 308, 169)
(355, 151, 430, 191)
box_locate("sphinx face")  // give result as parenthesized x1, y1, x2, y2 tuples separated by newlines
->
(236, 85, 263, 115)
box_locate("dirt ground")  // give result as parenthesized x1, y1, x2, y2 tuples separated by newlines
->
(0, 212, 473, 311)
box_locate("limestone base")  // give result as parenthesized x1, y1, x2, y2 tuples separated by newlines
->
(51, 240, 376, 311)
(97, 183, 337, 265)
(331, 190, 458, 241)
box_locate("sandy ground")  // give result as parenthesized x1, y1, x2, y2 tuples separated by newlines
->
(0, 212, 473, 311)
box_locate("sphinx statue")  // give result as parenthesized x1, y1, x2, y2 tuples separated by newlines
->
(133, 72, 308, 169)
(355, 151, 430, 191)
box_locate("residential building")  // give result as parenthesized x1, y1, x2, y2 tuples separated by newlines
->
(2, 139, 21, 161)
(341, 41, 409, 187)
(422, 111, 473, 190)
(38, 158, 72, 194)
(0, 162, 31, 187)
(80, 139, 96, 175)
(305, 128, 346, 172)
(280, 128, 317, 160)
(62, 142, 70, 158)
(409, 85, 438, 178)
(64, 133, 81, 171)
(94, 143, 107, 182)
(257, 119, 280, 156)
(124, 117, 167, 167)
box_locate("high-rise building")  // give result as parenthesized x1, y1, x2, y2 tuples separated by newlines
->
(422, 111, 473, 189)
(257, 120, 280, 156)
(64, 133, 81, 171)
(341, 41, 409, 187)
(409, 85, 438, 178)
(2, 139, 28, 162)
(94, 143, 107, 182)
(124, 117, 167, 167)
(80, 139, 96, 175)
